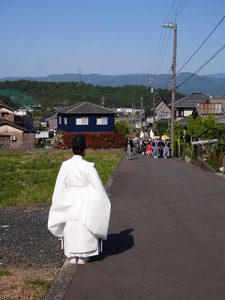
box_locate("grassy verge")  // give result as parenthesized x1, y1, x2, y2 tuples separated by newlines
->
(0, 149, 123, 207)
(0, 267, 58, 300)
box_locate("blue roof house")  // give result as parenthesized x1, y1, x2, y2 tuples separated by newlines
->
(57, 102, 115, 133)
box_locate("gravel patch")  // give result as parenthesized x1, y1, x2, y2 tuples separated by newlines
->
(0, 204, 64, 268)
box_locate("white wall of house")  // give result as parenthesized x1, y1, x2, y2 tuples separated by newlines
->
(184, 109, 193, 117)
(35, 131, 49, 139)
(155, 101, 171, 120)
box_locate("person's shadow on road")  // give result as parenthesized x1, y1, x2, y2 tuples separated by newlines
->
(90, 228, 134, 262)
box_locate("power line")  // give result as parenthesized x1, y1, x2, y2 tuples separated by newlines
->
(153, 29, 172, 76)
(150, 0, 181, 81)
(177, 15, 225, 74)
(166, 0, 190, 23)
(177, 43, 225, 89)
(176, 0, 190, 16)
(150, 0, 190, 86)
(150, 28, 172, 87)
(165, 0, 178, 22)
(172, 0, 189, 19)
(150, 28, 163, 76)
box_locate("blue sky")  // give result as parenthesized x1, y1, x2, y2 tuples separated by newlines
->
(0, 0, 224, 77)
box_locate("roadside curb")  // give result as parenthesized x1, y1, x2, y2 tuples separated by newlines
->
(46, 259, 77, 300)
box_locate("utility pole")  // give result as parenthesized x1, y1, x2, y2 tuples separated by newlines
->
(140, 95, 144, 131)
(150, 85, 156, 130)
(149, 77, 155, 129)
(163, 21, 177, 157)
(101, 95, 105, 107)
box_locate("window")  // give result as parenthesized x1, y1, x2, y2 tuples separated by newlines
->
(1, 112, 9, 117)
(97, 117, 108, 125)
(59, 116, 62, 124)
(76, 117, 89, 125)
(64, 117, 68, 125)
(177, 109, 184, 117)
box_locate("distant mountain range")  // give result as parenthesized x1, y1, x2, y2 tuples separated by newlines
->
(1, 72, 225, 96)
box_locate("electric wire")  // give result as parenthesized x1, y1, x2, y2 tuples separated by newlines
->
(165, 0, 178, 22)
(151, 29, 171, 86)
(177, 15, 225, 74)
(149, 0, 189, 89)
(150, 0, 180, 85)
(177, 43, 225, 88)
(156, 30, 172, 74)
(172, 0, 189, 20)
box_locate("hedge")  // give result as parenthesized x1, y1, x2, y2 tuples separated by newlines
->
(54, 131, 126, 149)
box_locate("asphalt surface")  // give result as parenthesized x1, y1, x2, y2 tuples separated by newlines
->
(48, 155, 225, 300)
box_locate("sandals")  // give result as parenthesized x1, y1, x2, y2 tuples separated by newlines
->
(69, 257, 77, 264)
(69, 257, 87, 265)
(77, 258, 87, 265)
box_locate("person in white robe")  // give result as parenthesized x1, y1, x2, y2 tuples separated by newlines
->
(48, 134, 111, 264)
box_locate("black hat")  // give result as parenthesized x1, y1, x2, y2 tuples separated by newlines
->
(72, 134, 86, 153)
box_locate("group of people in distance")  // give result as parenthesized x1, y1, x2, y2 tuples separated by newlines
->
(125, 136, 171, 159)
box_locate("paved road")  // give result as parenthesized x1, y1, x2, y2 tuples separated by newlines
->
(60, 156, 225, 300)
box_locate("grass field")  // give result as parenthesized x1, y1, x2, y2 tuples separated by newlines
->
(0, 149, 123, 207)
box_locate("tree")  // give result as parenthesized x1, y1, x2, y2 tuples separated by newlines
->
(187, 115, 217, 140)
(115, 120, 130, 135)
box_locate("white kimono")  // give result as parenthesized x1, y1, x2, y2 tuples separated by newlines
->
(48, 155, 111, 258)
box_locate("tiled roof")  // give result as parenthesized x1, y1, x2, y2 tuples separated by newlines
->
(0, 118, 31, 132)
(161, 95, 183, 105)
(174, 93, 209, 108)
(0, 102, 15, 111)
(58, 102, 115, 115)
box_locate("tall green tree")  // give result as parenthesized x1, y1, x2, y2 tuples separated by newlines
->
(187, 115, 217, 140)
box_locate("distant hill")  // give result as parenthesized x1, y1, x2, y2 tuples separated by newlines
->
(0, 88, 39, 107)
(1, 72, 225, 96)
(203, 73, 225, 79)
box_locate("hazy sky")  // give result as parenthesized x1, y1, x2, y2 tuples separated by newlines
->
(0, 0, 224, 77)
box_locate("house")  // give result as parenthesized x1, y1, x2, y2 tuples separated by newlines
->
(57, 102, 115, 133)
(210, 96, 225, 111)
(43, 114, 57, 131)
(0, 103, 14, 122)
(193, 102, 225, 124)
(172, 93, 209, 121)
(154, 97, 171, 122)
(0, 103, 35, 149)
(0, 119, 35, 149)
(116, 108, 143, 117)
